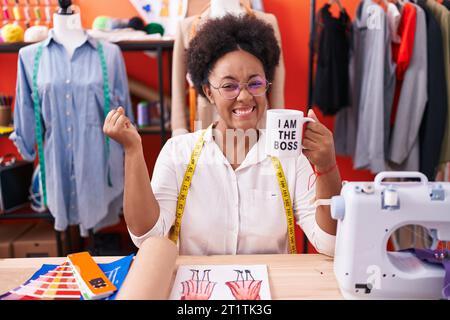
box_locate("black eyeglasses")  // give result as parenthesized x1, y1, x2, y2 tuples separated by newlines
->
(209, 76, 271, 100)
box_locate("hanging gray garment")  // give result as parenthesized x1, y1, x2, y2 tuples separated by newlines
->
(333, 24, 360, 157)
(387, 5, 428, 171)
(334, 0, 396, 174)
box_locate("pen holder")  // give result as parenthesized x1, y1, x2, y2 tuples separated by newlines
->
(0, 105, 12, 126)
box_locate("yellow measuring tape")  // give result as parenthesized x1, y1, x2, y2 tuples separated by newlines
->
(168, 126, 209, 244)
(169, 126, 297, 254)
(270, 156, 297, 254)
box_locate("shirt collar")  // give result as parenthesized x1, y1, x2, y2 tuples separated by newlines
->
(202, 122, 215, 143)
(238, 129, 269, 170)
(42, 29, 98, 49)
(202, 124, 269, 169)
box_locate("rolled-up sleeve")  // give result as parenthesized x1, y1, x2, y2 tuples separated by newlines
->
(293, 155, 336, 257)
(9, 49, 37, 161)
(128, 139, 179, 248)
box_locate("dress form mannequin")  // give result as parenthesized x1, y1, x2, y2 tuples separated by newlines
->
(52, 0, 87, 58)
(210, 0, 243, 18)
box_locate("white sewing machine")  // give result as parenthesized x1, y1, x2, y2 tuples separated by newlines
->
(331, 171, 450, 299)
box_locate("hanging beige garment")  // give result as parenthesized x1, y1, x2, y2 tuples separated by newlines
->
(171, 8, 286, 136)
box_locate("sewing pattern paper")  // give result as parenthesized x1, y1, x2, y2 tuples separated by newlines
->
(169, 265, 271, 300)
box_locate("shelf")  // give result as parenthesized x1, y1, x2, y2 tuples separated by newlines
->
(137, 124, 171, 135)
(116, 40, 174, 51)
(0, 204, 52, 221)
(1, 126, 170, 137)
(0, 39, 174, 53)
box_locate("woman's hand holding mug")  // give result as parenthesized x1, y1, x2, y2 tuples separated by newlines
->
(265, 108, 336, 172)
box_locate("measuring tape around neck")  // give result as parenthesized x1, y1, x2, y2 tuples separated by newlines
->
(270, 156, 297, 254)
(32, 41, 112, 206)
(169, 127, 297, 254)
(168, 125, 210, 244)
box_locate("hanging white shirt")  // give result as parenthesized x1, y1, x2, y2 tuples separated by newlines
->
(129, 126, 336, 256)
(387, 3, 402, 44)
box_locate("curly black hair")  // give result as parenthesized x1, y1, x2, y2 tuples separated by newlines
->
(186, 14, 281, 98)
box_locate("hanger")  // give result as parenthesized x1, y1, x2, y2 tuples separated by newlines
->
(328, 0, 344, 12)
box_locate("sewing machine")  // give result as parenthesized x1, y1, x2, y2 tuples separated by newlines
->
(331, 171, 450, 299)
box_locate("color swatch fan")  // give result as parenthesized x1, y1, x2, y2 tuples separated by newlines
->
(0, 263, 80, 300)
(67, 251, 117, 300)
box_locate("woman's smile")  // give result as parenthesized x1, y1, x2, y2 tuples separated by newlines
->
(231, 106, 257, 119)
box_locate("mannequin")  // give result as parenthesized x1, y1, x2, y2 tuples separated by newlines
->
(171, 0, 286, 136)
(210, 0, 243, 18)
(52, 0, 87, 58)
(10, 0, 134, 239)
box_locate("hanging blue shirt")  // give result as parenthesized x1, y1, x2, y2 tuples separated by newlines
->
(10, 30, 134, 236)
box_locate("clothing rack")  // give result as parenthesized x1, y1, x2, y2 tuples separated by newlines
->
(307, 0, 317, 110)
(304, 0, 317, 254)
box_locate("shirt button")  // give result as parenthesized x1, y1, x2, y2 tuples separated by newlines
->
(66, 111, 70, 116)
(66, 94, 70, 99)
(67, 127, 71, 132)
(66, 79, 71, 84)
(67, 144, 71, 148)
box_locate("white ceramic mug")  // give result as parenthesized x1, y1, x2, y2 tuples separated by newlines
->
(265, 109, 315, 158)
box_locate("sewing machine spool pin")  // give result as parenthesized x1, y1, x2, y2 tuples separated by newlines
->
(382, 185, 400, 210)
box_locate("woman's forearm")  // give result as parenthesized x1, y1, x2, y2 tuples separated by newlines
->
(315, 167, 341, 235)
(124, 145, 160, 237)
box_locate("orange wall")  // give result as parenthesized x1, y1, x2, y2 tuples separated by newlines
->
(1, 0, 373, 180)
(263, 0, 374, 184)
(0, 0, 374, 251)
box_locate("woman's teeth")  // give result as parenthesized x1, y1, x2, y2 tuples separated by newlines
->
(232, 107, 255, 115)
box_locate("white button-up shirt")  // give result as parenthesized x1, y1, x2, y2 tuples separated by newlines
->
(129, 126, 336, 256)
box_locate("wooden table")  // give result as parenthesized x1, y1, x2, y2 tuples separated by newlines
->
(0, 254, 342, 300)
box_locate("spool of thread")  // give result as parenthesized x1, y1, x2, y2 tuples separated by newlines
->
(144, 22, 164, 36)
(1, 23, 24, 42)
(24, 6, 31, 22)
(12, 5, 21, 21)
(0, 105, 12, 126)
(127, 16, 145, 31)
(384, 187, 399, 207)
(45, 6, 51, 23)
(0, 94, 12, 126)
(110, 18, 129, 30)
(3, 7, 10, 20)
(92, 16, 112, 31)
(137, 101, 149, 128)
(34, 7, 41, 21)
